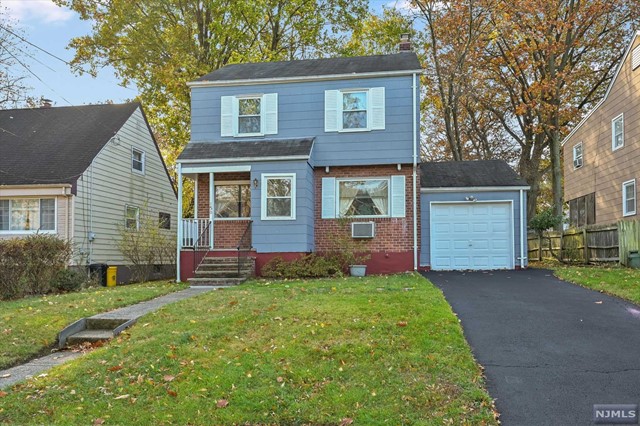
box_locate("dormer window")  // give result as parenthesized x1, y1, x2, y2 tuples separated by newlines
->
(220, 94, 278, 137)
(612, 114, 624, 151)
(632, 45, 640, 70)
(572, 142, 583, 169)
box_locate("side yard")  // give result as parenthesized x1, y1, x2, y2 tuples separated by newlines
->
(0, 274, 497, 425)
(0, 281, 188, 369)
(551, 264, 640, 305)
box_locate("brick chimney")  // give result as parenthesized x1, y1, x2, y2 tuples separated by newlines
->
(399, 33, 412, 51)
(41, 99, 52, 108)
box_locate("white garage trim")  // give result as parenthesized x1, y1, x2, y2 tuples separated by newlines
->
(429, 200, 514, 270)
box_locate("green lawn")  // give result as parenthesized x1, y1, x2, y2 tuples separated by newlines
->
(0, 274, 497, 425)
(550, 264, 640, 305)
(0, 281, 187, 370)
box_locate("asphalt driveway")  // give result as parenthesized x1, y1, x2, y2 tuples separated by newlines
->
(423, 269, 640, 426)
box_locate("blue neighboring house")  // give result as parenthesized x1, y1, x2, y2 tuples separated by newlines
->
(175, 49, 529, 284)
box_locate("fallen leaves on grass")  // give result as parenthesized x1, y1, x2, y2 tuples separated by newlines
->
(397, 321, 408, 327)
(167, 389, 178, 398)
(93, 419, 105, 425)
(216, 399, 229, 408)
(163, 375, 175, 382)
(0, 391, 7, 397)
(108, 365, 123, 372)
(339, 418, 354, 426)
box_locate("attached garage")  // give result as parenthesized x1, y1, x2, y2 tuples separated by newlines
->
(420, 161, 529, 271)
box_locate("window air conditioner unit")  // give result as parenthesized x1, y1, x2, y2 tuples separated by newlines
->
(351, 222, 375, 238)
(573, 157, 583, 169)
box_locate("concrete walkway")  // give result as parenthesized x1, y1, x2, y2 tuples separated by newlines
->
(0, 287, 215, 389)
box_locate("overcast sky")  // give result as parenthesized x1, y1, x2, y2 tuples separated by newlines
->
(3, 0, 411, 108)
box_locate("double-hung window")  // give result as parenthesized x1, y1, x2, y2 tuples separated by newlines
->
(325, 87, 385, 132)
(0, 198, 56, 232)
(612, 114, 624, 151)
(125, 205, 140, 230)
(215, 183, 251, 218)
(221, 93, 278, 137)
(572, 142, 583, 169)
(338, 179, 389, 217)
(132, 148, 145, 174)
(623, 179, 636, 217)
(261, 174, 295, 220)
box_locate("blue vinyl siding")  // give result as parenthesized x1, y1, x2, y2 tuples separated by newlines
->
(190, 75, 419, 166)
(420, 190, 527, 268)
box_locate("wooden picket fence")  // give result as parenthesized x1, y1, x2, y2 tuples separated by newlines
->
(527, 221, 637, 264)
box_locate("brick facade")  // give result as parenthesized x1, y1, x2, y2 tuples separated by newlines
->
(196, 172, 252, 249)
(314, 164, 420, 268)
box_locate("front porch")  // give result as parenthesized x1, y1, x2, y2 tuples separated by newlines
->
(177, 169, 255, 284)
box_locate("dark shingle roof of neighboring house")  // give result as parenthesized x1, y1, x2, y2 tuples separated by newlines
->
(0, 103, 139, 186)
(194, 52, 421, 83)
(421, 160, 529, 188)
(178, 138, 315, 162)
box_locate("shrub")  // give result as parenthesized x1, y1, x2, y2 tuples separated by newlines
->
(262, 254, 343, 279)
(118, 208, 176, 282)
(0, 234, 71, 299)
(51, 269, 89, 293)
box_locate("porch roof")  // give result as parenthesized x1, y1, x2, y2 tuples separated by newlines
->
(177, 138, 315, 163)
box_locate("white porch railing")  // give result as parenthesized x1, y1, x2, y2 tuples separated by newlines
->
(180, 219, 211, 248)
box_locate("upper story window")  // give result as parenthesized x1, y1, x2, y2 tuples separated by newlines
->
(612, 114, 624, 151)
(125, 205, 140, 230)
(572, 142, 583, 169)
(221, 93, 278, 137)
(623, 179, 636, 217)
(632, 45, 640, 70)
(261, 174, 295, 220)
(324, 87, 385, 132)
(0, 198, 55, 232)
(132, 148, 145, 174)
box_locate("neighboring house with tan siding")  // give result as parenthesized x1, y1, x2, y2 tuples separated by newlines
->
(0, 103, 177, 283)
(562, 31, 640, 227)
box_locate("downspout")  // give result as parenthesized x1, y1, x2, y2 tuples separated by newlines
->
(520, 189, 525, 268)
(88, 161, 93, 265)
(412, 72, 418, 271)
(176, 163, 183, 282)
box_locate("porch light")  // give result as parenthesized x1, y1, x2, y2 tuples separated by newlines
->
(253, 178, 259, 188)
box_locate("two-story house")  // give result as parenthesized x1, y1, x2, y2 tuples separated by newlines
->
(563, 31, 640, 227)
(176, 51, 529, 282)
(0, 102, 178, 283)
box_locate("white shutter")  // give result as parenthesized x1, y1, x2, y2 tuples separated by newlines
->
(391, 175, 406, 218)
(369, 87, 385, 130)
(324, 90, 340, 132)
(321, 177, 336, 219)
(220, 96, 234, 137)
(263, 93, 278, 135)
(633, 45, 640, 70)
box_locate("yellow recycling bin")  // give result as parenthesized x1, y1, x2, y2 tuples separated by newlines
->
(106, 266, 117, 287)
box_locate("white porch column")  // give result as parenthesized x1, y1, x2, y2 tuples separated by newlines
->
(194, 173, 198, 219)
(209, 172, 214, 249)
(176, 163, 183, 282)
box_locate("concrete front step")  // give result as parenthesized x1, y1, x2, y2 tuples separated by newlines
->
(195, 270, 252, 278)
(199, 257, 252, 264)
(66, 329, 113, 345)
(85, 318, 128, 330)
(197, 263, 253, 270)
(188, 277, 247, 286)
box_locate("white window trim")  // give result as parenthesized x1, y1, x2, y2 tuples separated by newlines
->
(612, 113, 624, 151)
(339, 89, 370, 132)
(0, 198, 57, 234)
(572, 142, 583, 169)
(131, 147, 146, 175)
(335, 177, 391, 218)
(235, 94, 264, 137)
(261, 173, 296, 221)
(214, 180, 251, 220)
(622, 179, 636, 217)
(125, 205, 140, 230)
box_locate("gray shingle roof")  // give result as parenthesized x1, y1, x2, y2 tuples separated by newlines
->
(421, 160, 528, 188)
(0, 103, 139, 187)
(195, 52, 421, 82)
(177, 138, 315, 162)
